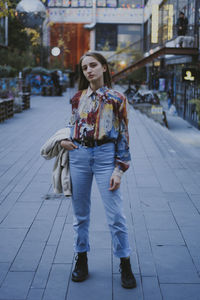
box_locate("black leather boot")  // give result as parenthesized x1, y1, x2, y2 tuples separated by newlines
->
(72, 252, 88, 282)
(120, 258, 137, 289)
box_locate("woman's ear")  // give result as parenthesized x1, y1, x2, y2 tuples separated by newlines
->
(103, 64, 107, 72)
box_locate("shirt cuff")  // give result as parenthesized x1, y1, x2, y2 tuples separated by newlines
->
(112, 166, 124, 179)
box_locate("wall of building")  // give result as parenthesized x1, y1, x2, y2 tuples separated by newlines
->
(48, 7, 143, 24)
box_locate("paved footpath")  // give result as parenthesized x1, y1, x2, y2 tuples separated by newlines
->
(0, 89, 200, 300)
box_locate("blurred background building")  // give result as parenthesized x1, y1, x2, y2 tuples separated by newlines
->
(0, 0, 200, 127)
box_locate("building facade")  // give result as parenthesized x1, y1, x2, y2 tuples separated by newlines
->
(143, 0, 200, 128)
(45, 0, 144, 69)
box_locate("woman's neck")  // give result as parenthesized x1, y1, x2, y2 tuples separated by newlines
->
(90, 78, 104, 91)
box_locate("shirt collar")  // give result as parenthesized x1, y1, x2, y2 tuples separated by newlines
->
(86, 86, 109, 98)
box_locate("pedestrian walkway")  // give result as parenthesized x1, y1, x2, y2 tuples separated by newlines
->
(0, 89, 200, 300)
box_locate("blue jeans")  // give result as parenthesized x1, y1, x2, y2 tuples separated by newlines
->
(69, 142, 131, 258)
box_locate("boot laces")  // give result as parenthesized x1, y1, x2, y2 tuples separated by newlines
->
(120, 261, 133, 279)
(74, 254, 87, 271)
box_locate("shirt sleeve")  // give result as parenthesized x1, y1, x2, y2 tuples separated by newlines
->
(66, 91, 82, 136)
(115, 95, 131, 172)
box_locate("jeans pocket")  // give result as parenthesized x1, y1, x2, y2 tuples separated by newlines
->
(100, 143, 115, 153)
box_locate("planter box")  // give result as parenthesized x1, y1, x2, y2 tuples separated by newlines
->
(0, 100, 6, 122)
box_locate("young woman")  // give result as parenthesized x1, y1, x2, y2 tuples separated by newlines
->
(60, 52, 136, 289)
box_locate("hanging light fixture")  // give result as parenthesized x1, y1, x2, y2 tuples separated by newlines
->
(16, 0, 46, 28)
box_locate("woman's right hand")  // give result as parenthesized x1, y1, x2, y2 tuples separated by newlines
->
(60, 140, 78, 150)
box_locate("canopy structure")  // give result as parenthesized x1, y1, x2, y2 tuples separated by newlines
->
(112, 47, 199, 82)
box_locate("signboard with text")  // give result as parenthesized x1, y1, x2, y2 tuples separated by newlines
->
(182, 68, 197, 82)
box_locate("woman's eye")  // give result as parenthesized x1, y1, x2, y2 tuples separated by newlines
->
(90, 64, 97, 68)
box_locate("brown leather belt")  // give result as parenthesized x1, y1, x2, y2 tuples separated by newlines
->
(74, 138, 115, 148)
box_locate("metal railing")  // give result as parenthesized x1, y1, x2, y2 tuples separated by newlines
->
(108, 24, 198, 76)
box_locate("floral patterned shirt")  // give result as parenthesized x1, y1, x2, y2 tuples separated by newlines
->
(67, 86, 131, 172)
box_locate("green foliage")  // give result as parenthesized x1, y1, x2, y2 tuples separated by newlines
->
(0, 65, 17, 77)
(127, 67, 146, 84)
(0, 47, 35, 72)
(8, 15, 31, 51)
(189, 98, 200, 125)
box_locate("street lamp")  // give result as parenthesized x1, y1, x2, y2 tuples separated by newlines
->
(16, 0, 46, 66)
(16, 0, 46, 28)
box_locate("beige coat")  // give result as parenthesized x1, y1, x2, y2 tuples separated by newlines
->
(40, 128, 72, 196)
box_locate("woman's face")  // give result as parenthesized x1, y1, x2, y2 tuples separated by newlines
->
(81, 56, 106, 85)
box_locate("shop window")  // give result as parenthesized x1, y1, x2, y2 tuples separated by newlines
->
(48, 0, 92, 7)
(97, 0, 117, 7)
(118, 25, 141, 49)
(96, 24, 117, 51)
(118, 0, 143, 8)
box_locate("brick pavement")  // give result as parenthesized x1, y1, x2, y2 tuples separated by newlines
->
(0, 90, 200, 300)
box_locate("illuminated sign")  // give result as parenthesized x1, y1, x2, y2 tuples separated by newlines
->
(167, 4, 173, 40)
(182, 68, 197, 82)
(151, 4, 159, 43)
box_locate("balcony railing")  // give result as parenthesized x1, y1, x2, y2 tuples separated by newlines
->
(108, 24, 198, 76)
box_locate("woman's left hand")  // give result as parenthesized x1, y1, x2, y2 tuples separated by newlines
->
(109, 175, 121, 191)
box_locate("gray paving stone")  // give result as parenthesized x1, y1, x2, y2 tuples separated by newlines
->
(180, 226, 200, 272)
(0, 228, 27, 262)
(0, 263, 10, 286)
(140, 197, 170, 212)
(113, 274, 142, 300)
(137, 187, 165, 198)
(35, 201, 61, 222)
(135, 173, 160, 187)
(54, 224, 74, 264)
(32, 245, 57, 289)
(152, 245, 200, 283)
(160, 283, 200, 300)
(67, 249, 112, 300)
(47, 217, 66, 245)
(149, 160, 184, 193)
(137, 251, 157, 277)
(190, 194, 200, 213)
(0, 190, 22, 222)
(90, 230, 111, 250)
(148, 229, 185, 246)
(57, 199, 71, 217)
(164, 192, 190, 203)
(0, 271, 34, 300)
(27, 288, 44, 300)
(169, 201, 200, 227)
(25, 220, 53, 242)
(0, 202, 41, 228)
(42, 264, 71, 300)
(142, 276, 162, 300)
(143, 211, 179, 230)
(10, 241, 46, 272)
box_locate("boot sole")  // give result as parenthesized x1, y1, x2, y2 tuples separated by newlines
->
(71, 274, 89, 282)
(122, 282, 137, 289)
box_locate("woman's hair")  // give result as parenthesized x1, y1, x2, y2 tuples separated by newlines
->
(78, 51, 112, 90)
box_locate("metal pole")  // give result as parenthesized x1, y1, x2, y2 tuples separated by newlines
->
(40, 23, 43, 66)
(194, 0, 199, 49)
(5, 3, 8, 46)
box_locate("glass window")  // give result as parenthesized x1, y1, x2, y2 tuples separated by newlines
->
(96, 24, 118, 51)
(107, 0, 117, 7)
(48, 0, 92, 7)
(0, 18, 6, 46)
(118, 25, 141, 49)
(118, 0, 142, 8)
(97, 0, 117, 7)
(97, 0, 106, 6)
(63, 0, 70, 6)
(86, 0, 92, 6)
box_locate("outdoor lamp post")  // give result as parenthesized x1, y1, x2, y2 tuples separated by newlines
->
(16, 0, 46, 66)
